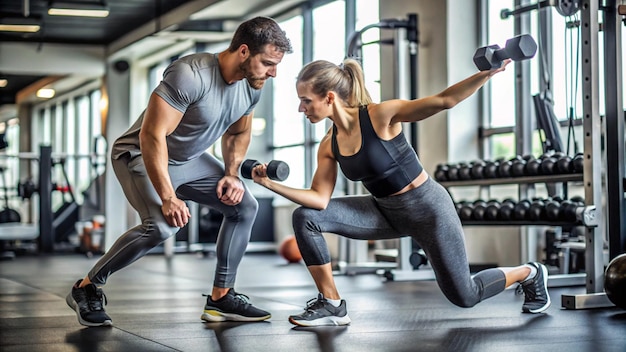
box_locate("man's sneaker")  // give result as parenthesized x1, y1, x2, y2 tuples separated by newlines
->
(520, 262, 551, 313)
(65, 279, 112, 327)
(289, 293, 351, 327)
(201, 288, 271, 322)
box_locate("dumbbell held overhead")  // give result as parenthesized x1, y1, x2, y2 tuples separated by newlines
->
(241, 159, 290, 181)
(473, 34, 537, 71)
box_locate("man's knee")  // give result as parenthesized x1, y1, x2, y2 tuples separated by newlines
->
(141, 219, 179, 243)
(223, 195, 258, 222)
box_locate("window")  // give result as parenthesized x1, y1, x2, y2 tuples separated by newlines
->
(312, 1, 346, 63)
(356, 0, 381, 104)
(31, 81, 105, 210)
(483, 1, 587, 160)
(486, 0, 515, 130)
(270, 15, 305, 189)
(273, 16, 305, 149)
(270, 1, 380, 191)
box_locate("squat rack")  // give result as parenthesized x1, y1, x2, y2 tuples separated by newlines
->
(563, 0, 626, 309)
(509, 0, 625, 309)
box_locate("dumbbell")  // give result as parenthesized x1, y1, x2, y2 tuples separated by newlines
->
(458, 201, 474, 221)
(498, 159, 513, 178)
(528, 199, 545, 221)
(510, 156, 526, 177)
(470, 160, 486, 179)
(513, 199, 531, 220)
(572, 153, 584, 173)
(434, 164, 449, 181)
(556, 154, 573, 174)
(498, 199, 516, 220)
(458, 163, 472, 180)
(525, 156, 542, 176)
(447, 163, 460, 181)
(540, 154, 558, 175)
(241, 159, 290, 181)
(545, 198, 561, 221)
(483, 160, 499, 179)
(473, 34, 538, 71)
(559, 200, 578, 222)
(484, 200, 501, 220)
(472, 200, 488, 220)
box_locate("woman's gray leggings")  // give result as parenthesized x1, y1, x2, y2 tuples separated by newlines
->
(292, 177, 506, 308)
(88, 153, 258, 288)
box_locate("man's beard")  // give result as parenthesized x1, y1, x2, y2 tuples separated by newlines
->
(241, 59, 266, 90)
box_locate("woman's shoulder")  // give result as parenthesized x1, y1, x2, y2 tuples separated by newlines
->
(368, 100, 404, 115)
(318, 128, 335, 157)
(366, 101, 399, 122)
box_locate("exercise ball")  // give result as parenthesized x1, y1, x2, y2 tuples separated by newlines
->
(279, 235, 302, 263)
(604, 253, 626, 309)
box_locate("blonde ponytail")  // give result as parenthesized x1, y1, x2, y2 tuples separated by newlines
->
(297, 58, 373, 108)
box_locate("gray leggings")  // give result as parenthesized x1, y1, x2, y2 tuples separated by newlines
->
(88, 153, 258, 288)
(292, 177, 506, 308)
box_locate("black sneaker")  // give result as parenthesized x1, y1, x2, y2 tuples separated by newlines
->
(66, 279, 112, 327)
(520, 262, 551, 313)
(201, 288, 271, 322)
(289, 293, 351, 327)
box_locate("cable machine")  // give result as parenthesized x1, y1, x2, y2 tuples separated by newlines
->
(504, 0, 625, 309)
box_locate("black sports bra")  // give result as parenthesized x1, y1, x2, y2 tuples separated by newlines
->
(331, 106, 423, 197)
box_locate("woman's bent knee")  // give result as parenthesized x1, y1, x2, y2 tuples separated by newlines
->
(445, 292, 480, 308)
(451, 297, 479, 308)
(292, 207, 319, 229)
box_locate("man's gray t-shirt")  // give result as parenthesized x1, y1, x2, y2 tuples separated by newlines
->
(112, 53, 262, 164)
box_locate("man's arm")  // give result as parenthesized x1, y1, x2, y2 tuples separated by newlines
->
(139, 92, 191, 227)
(222, 112, 253, 177)
(217, 112, 254, 205)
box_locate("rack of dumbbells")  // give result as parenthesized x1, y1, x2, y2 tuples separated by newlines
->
(435, 152, 593, 227)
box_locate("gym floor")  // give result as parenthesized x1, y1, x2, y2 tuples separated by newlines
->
(1, 251, 625, 352)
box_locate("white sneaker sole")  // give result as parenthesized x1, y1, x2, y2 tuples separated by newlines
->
(289, 314, 351, 327)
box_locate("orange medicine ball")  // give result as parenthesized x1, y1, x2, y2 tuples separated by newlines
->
(279, 235, 302, 263)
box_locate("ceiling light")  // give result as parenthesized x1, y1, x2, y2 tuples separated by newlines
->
(48, 1, 109, 18)
(0, 79, 7, 88)
(0, 17, 41, 33)
(37, 88, 56, 99)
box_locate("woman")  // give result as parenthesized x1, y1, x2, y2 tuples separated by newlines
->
(251, 58, 550, 327)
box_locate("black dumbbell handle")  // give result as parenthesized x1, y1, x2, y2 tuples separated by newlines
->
(241, 159, 261, 180)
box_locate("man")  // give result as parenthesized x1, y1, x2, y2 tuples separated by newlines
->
(66, 16, 292, 327)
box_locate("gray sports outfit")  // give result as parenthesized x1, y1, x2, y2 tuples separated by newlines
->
(292, 108, 506, 308)
(91, 53, 261, 288)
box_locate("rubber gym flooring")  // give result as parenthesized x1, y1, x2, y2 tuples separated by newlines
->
(1, 250, 625, 352)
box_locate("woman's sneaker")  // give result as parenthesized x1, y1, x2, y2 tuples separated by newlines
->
(520, 262, 551, 313)
(66, 279, 112, 327)
(289, 293, 351, 327)
(201, 288, 271, 322)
